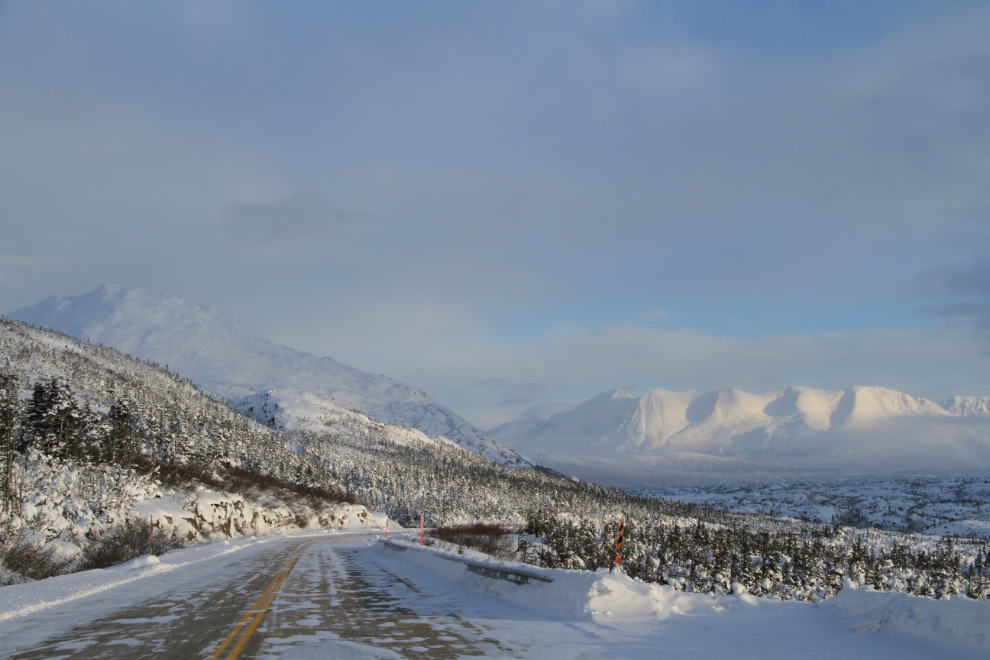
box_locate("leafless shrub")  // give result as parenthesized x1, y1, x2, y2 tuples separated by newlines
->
(429, 523, 519, 559)
(79, 518, 185, 570)
(223, 466, 365, 506)
(0, 523, 72, 583)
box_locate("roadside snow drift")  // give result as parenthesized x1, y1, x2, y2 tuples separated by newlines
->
(824, 585, 990, 649)
(377, 539, 765, 622)
(377, 539, 990, 652)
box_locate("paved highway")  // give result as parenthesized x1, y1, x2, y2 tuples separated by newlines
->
(5, 534, 516, 659)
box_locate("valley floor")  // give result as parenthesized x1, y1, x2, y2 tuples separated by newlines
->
(639, 476, 990, 537)
(0, 530, 984, 659)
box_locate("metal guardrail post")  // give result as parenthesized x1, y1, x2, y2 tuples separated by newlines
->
(381, 540, 553, 585)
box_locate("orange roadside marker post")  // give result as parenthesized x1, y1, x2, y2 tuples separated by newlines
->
(385, 519, 389, 539)
(615, 519, 624, 571)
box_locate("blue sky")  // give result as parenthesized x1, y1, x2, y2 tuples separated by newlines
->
(2, 1, 990, 428)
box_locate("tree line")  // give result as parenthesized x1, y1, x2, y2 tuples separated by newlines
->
(525, 511, 990, 601)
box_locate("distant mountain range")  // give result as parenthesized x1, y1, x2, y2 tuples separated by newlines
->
(10, 285, 528, 467)
(490, 386, 990, 485)
(13, 286, 990, 485)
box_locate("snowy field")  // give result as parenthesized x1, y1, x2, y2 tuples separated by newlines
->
(636, 476, 990, 538)
(0, 531, 987, 658)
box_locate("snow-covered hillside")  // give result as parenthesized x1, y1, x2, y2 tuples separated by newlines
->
(4, 315, 990, 638)
(491, 385, 990, 482)
(11, 285, 527, 466)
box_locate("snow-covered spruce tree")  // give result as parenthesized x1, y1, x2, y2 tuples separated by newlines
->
(22, 379, 81, 460)
(524, 512, 988, 602)
(103, 398, 137, 465)
(0, 370, 20, 513)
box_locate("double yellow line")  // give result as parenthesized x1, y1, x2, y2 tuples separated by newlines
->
(209, 542, 312, 660)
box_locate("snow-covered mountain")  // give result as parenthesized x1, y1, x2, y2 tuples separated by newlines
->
(10, 285, 528, 466)
(491, 385, 990, 483)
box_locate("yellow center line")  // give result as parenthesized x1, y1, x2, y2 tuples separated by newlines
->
(208, 568, 287, 659)
(209, 543, 312, 660)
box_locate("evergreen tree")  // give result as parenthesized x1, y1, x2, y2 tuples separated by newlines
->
(0, 370, 20, 512)
(104, 398, 135, 464)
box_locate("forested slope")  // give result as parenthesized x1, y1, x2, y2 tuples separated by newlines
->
(0, 317, 733, 527)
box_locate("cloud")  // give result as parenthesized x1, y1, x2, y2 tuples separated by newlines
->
(217, 190, 364, 245)
(496, 382, 565, 408)
(0, 254, 41, 290)
(466, 378, 563, 407)
(920, 250, 990, 339)
(3, 3, 990, 426)
(276, 292, 990, 429)
(940, 258, 990, 300)
(469, 378, 509, 391)
(516, 402, 570, 421)
(0, 254, 39, 268)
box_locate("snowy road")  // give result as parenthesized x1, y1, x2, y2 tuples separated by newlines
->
(2, 533, 515, 659)
(0, 531, 984, 659)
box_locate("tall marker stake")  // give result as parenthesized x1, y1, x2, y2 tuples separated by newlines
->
(615, 519, 624, 571)
(385, 519, 388, 539)
(420, 514, 424, 545)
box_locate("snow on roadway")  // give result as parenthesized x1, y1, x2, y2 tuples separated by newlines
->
(1, 531, 987, 659)
(0, 529, 378, 656)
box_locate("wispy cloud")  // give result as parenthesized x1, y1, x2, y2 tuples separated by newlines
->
(0, 254, 39, 269)
(217, 190, 364, 245)
(636, 310, 670, 322)
(280, 295, 990, 428)
(467, 378, 566, 411)
(0, 254, 41, 290)
(919, 246, 990, 340)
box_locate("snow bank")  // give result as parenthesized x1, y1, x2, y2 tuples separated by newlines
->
(0, 539, 243, 622)
(5, 448, 389, 587)
(380, 540, 990, 652)
(332, 504, 389, 531)
(377, 539, 761, 623)
(10, 445, 387, 551)
(134, 490, 388, 541)
(823, 584, 990, 649)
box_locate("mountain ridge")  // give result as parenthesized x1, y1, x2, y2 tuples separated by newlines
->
(490, 384, 990, 482)
(11, 285, 528, 467)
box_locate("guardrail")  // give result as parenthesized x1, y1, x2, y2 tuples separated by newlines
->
(382, 540, 553, 586)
